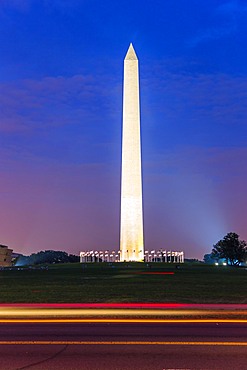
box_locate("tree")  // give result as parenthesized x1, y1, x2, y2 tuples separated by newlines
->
(15, 250, 80, 266)
(203, 253, 219, 264)
(212, 232, 247, 266)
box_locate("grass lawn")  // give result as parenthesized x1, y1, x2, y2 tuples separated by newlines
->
(0, 262, 246, 303)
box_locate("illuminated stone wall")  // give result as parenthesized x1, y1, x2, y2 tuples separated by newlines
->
(0, 245, 13, 267)
(120, 44, 144, 262)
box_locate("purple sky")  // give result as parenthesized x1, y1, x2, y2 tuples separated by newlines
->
(1, 0, 247, 259)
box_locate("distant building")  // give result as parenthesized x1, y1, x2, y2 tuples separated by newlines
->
(0, 245, 13, 267)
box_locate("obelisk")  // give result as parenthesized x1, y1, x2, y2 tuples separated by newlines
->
(120, 43, 144, 262)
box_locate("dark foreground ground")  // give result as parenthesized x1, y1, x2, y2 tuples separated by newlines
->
(0, 322, 246, 370)
(0, 262, 246, 303)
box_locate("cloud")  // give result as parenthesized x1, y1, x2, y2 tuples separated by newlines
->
(217, 1, 247, 16)
(0, 72, 122, 167)
(151, 146, 247, 178)
(141, 68, 247, 137)
(0, 0, 81, 11)
(143, 145, 247, 256)
(0, 0, 31, 12)
(0, 73, 119, 133)
(187, 27, 234, 47)
(43, 0, 82, 9)
(0, 159, 119, 254)
(187, 1, 247, 47)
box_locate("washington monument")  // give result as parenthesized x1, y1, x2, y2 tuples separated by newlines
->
(120, 44, 144, 262)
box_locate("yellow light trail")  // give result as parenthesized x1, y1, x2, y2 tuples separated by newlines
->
(0, 341, 246, 346)
(0, 308, 246, 318)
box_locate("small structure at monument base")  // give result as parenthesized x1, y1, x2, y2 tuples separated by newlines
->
(144, 250, 184, 263)
(80, 250, 120, 263)
(80, 249, 184, 263)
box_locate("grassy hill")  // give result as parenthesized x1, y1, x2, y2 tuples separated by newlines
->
(0, 262, 246, 303)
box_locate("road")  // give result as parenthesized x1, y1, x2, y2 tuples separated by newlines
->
(0, 322, 246, 370)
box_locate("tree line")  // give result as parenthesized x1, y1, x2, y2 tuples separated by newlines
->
(16, 250, 79, 266)
(205, 232, 247, 266)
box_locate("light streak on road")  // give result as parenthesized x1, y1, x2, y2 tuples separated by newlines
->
(0, 303, 246, 308)
(0, 308, 213, 317)
(0, 304, 246, 322)
(0, 319, 247, 323)
(1, 308, 246, 317)
(0, 307, 246, 320)
(0, 341, 246, 346)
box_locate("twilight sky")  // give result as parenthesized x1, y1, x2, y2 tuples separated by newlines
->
(0, 0, 247, 259)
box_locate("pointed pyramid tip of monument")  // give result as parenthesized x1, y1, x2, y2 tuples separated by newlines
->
(125, 43, 138, 60)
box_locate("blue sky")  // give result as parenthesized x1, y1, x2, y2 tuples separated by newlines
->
(0, 0, 247, 259)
